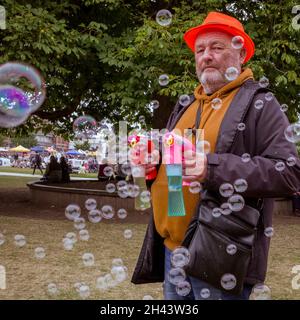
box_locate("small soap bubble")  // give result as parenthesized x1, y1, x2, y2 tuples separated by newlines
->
(34, 247, 46, 259)
(286, 156, 296, 167)
(179, 94, 191, 107)
(79, 284, 90, 299)
(250, 283, 271, 300)
(284, 123, 300, 143)
(101, 205, 114, 219)
(156, 9, 172, 26)
(221, 273, 237, 290)
(228, 194, 245, 212)
(88, 209, 102, 223)
(225, 67, 239, 81)
(200, 288, 211, 299)
(259, 76, 269, 88)
(79, 229, 90, 241)
(275, 161, 285, 172)
(106, 183, 116, 193)
(254, 99, 264, 110)
(158, 74, 169, 86)
(280, 104, 288, 112)
(231, 36, 244, 49)
(211, 98, 222, 110)
(123, 229, 133, 239)
(14, 234, 26, 247)
(143, 295, 154, 300)
(212, 207, 222, 218)
(73, 115, 97, 140)
(82, 253, 95, 267)
(171, 247, 190, 268)
(226, 244, 237, 255)
(85, 198, 97, 211)
(140, 190, 151, 203)
(176, 281, 192, 296)
(219, 183, 234, 198)
(189, 181, 202, 194)
(168, 267, 186, 285)
(234, 178, 248, 193)
(117, 208, 128, 219)
(74, 217, 86, 230)
(237, 123, 246, 131)
(265, 92, 274, 101)
(65, 204, 81, 221)
(103, 166, 114, 177)
(241, 153, 251, 163)
(150, 100, 159, 110)
(221, 202, 232, 216)
(264, 227, 274, 238)
(47, 283, 59, 296)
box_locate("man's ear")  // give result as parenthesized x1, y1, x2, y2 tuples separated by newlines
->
(240, 48, 247, 64)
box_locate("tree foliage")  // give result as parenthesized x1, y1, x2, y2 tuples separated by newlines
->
(0, 0, 299, 137)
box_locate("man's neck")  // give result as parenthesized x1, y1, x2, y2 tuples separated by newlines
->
(202, 82, 226, 95)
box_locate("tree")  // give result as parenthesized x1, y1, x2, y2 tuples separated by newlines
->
(0, 0, 299, 137)
(10, 134, 37, 148)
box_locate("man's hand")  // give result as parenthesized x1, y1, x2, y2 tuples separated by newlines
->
(182, 150, 207, 182)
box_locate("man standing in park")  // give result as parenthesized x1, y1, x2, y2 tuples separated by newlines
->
(32, 152, 43, 175)
(132, 11, 300, 300)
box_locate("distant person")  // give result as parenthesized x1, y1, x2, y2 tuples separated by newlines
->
(43, 155, 62, 183)
(32, 152, 43, 175)
(60, 156, 70, 183)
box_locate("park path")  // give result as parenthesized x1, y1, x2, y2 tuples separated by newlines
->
(0, 172, 97, 180)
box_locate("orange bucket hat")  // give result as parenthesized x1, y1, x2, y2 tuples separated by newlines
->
(183, 11, 255, 63)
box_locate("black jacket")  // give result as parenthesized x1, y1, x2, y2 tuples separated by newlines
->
(131, 79, 300, 285)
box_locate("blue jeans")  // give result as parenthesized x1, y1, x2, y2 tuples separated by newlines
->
(163, 246, 253, 300)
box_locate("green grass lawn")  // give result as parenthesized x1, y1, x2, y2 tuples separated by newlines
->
(0, 166, 97, 178)
(0, 176, 300, 300)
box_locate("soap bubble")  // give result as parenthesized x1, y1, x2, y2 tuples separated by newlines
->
(127, 184, 140, 198)
(171, 247, 190, 268)
(140, 190, 151, 203)
(85, 198, 97, 211)
(82, 253, 95, 267)
(220, 273, 237, 290)
(237, 123, 246, 131)
(150, 100, 159, 110)
(221, 202, 232, 216)
(226, 244, 237, 255)
(111, 265, 128, 283)
(250, 283, 271, 300)
(168, 267, 186, 285)
(225, 67, 239, 81)
(284, 123, 300, 143)
(65, 204, 81, 221)
(139, 115, 145, 122)
(212, 207, 222, 218)
(280, 104, 288, 112)
(241, 153, 251, 163)
(47, 283, 59, 296)
(121, 163, 131, 176)
(259, 76, 269, 88)
(123, 229, 133, 239)
(158, 74, 169, 86)
(254, 99, 264, 110)
(106, 183, 116, 193)
(233, 178, 248, 193)
(286, 156, 297, 167)
(65, 232, 77, 244)
(219, 183, 234, 198)
(156, 9, 172, 26)
(96, 276, 109, 291)
(14, 234, 26, 247)
(179, 94, 191, 107)
(0, 62, 46, 112)
(62, 238, 74, 251)
(0, 85, 31, 128)
(264, 227, 274, 238)
(117, 208, 128, 219)
(73, 115, 97, 140)
(34, 247, 46, 259)
(231, 36, 244, 49)
(200, 288, 211, 299)
(228, 194, 245, 212)
(189, 181, 202, 194)
(112, 258, 124, 267)
(88, 209, 102, 223)
(79, 229, 90, 241)
(0, 233, 5, 246)
(265, 92, 274, 101)
(103, 166, 114, 177)
(143, 295, 154, 300)
(101, 205, 114, 219)
(79, 284, 90, 299)
(176, 281, 191, 296)
(275, 161, 285, 172)
(74, 217, 86, 230)
(211, 98, 222, 110)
